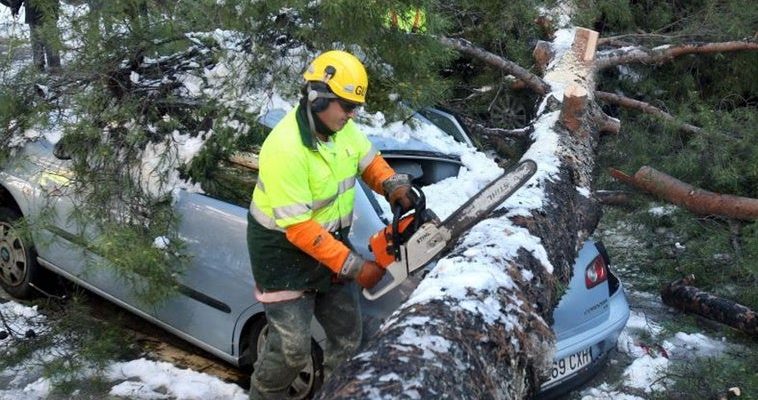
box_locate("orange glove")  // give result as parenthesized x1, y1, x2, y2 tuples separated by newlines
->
(340, 252, 386, 289)
(383, 173, 417, 213)
(355, 261, 385, 289)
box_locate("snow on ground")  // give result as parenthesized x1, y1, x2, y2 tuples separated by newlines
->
(0, 301, 247, 400)
(577, 300, 731, 399)
(2, 293, 734, 399)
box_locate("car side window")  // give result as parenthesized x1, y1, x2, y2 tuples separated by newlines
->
(416, 109, 469, 145)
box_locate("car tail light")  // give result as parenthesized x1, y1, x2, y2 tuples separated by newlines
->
(585, 256, 608, 289)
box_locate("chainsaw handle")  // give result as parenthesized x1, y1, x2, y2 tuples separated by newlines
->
(362, 260, 408, 301)
(391, 204, 403, 261)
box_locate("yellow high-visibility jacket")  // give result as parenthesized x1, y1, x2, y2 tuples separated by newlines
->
(248, 106, 394, 292)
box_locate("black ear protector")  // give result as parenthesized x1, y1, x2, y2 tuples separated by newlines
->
(308, 83, 331, 113)
(307, 81, 336, 113)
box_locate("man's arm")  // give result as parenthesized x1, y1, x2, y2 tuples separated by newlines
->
(285, 220, 385, 289)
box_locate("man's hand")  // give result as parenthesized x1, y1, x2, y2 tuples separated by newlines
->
(383, 173, 418, 213)
(340, 252, 385, 289)
(354, 260, 385, 289)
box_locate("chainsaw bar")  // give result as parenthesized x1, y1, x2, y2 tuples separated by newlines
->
(438, 159, 537, 240)
(362, 159, 537, 300)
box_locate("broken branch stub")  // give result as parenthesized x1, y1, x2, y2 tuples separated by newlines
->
(533, 40, 554, 73)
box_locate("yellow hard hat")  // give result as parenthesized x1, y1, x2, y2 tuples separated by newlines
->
(303, 50, 368, 104)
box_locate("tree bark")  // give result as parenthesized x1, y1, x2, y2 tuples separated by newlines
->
(661, 276, 757, 337)
(319, 28, 605, 400)
(595, 91, 703, 135)
(610, 166, 758, 220)
(596, 39, 758, 70)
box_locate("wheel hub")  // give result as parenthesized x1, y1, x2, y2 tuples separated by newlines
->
(0, 222, 26, 287)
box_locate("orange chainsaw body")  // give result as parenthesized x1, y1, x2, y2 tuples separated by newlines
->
(369, 214, 417, 268)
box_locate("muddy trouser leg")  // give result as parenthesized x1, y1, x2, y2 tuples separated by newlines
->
(29, 23, 45, 70)
(250, 294, 315, 400)
(314, 282, 362, 381)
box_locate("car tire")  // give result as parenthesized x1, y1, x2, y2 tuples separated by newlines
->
(490, 93, 532, 129)
(0, 207, 43, 299)
(247, 317, 324, 400)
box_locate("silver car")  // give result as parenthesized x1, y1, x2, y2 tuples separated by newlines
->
(0, 107, 629, 399)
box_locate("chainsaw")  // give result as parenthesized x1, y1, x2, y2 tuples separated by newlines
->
(363, 159, 538, 300)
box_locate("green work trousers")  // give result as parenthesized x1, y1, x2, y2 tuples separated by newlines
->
(249, 282, 362, 400)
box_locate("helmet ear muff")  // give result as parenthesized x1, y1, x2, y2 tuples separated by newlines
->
(307, 82, 333, 113)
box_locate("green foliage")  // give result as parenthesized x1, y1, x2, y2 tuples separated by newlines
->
(601, 204, 757, 310)
(573, 0, 636, 33)
(574, 0, 757, 38)
(656, 354, 758, 400)
(584, 0, 758, 315)
(89, 219, 187, 306)
(0, 73, 53, 164)
(433, 0, 549, 130)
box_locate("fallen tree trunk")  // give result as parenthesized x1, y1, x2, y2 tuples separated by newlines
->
(319, 27, 605, 400)
(661, 276, 757, 337)
(610, 166, 758, 220)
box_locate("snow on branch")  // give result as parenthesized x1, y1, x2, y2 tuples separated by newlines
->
(596, 39, 758, 69)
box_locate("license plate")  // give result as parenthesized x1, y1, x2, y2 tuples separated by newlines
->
(543, 348, 593, 386)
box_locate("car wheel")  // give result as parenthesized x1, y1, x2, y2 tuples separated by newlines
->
(0, 207, 41, 299)
(248, 317, 324, 400)
(490, 93, 531, 129)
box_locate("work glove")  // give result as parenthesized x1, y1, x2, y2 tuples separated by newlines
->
(340, 252, 385, 289)
(383, 173, 418, 213)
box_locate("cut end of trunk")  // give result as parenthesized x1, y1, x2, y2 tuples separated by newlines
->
(560, 84, 589, 133)
(573, 28, 599, 62)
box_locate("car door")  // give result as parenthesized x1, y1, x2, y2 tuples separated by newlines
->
(148, 189, 257, 356)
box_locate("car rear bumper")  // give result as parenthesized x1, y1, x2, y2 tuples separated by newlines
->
(536, 281, 631, 398)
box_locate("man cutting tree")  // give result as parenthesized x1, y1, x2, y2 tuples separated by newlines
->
(246, 50, 417, 399)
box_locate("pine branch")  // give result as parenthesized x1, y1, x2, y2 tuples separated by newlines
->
(595, 91, 703, 135)
(597, 32, 703, 46)
(596, 39, 758, 69)
(476, 124, 533, 139)
(437, 36, 551, 95)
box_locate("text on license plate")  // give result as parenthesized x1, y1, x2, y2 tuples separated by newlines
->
(544, 348, 593, 385)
